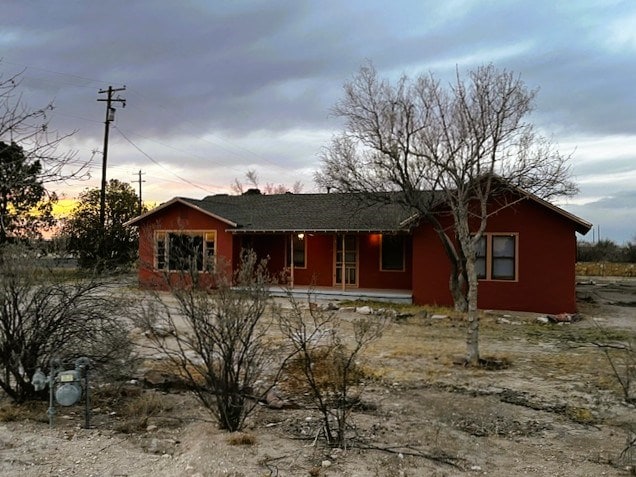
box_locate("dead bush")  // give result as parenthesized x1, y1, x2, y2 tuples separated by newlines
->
(0, 400, 47, 423)
(134, 250, 283, 432)
(0, 244, 137, 403)
(114, 391, 170, 433)
(227, 432, 257, 446)
(282, 348, 366, 396)
(277, 291, 387, 448)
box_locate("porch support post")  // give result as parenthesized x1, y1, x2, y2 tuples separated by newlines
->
(290, 233, 295, 288)
(341, 234, 346, 291)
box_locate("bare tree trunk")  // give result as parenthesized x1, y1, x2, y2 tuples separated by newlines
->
(450, 265, 468, 313)
(464, 254, 480, 365)
(436, 227, 468, 312)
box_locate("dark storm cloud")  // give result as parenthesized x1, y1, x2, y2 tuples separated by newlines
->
(1, 0, 635, 241)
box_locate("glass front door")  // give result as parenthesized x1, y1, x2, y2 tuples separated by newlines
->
(335, 234, 358, 286)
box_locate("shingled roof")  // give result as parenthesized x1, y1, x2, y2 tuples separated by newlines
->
(126, 188, 591, 235)
(182, 192, 417, 233)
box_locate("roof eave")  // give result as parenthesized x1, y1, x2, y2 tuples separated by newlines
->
(520, 191, 593, 235)
(124, 197, 238, 227)
(228, 228, 409, 234)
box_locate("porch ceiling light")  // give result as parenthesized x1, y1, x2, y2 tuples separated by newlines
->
(297, 233, 305, 240)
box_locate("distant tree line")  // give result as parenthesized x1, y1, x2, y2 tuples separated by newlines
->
(577, 238, 636, 263)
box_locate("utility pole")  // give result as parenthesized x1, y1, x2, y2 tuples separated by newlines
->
(133, 169, 145, 215)
(97, 86, 126, 228)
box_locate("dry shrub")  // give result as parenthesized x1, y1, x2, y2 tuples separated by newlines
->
(134, 250, 275, 432)
(281, 348, 365, 395)
(227, 432, 256, 446)
(121, 391, 169, 418)
(566, 406, 597, 425)
(478, 355, 512, 370)
(0, 401, 46, 423)
(115, 391, 170, 433)
(577, 262, 636, 277)
(144, 359, 205, 390)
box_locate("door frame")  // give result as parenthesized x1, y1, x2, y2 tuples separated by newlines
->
(334, 234, 359, 288)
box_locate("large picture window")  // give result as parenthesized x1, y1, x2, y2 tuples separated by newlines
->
(155, 231, 216, 272)
(474, 234, 517, 281)
(381, 234, 405, 271)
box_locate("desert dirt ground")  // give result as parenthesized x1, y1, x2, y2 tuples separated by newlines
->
(0, 277, 634, 477)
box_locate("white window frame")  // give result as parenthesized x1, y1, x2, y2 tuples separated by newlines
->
(154, 230, 216, 272)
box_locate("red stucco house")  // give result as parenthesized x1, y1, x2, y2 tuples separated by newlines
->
(126, 189, 591, 313)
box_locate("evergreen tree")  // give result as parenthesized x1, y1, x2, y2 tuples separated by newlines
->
(0, 141, 56, 243)
(62, 179, 143, 270)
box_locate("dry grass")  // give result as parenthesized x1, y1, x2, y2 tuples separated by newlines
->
(227, 432, 257, 446)
(577, 262, 636, 277)
(0, 400, 47, 423)
(281, 347, 367, 394)
(114, 391, 172, 433)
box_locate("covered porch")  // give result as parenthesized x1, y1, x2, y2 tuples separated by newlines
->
(268, 285, 413, 304)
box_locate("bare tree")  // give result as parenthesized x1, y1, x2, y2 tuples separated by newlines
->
(0, 66, 87, 182)
(134, 250, 282, 432)
(0, 65, 89, 242)
(0, 244, 136, 402)
(276, 293, 387, 447)
(316, 63, 576, 365)
(231, 169, 303, 195)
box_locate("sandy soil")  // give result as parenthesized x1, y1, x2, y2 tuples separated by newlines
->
(0, 277, 634, 477)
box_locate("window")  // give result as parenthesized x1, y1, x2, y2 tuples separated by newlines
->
(156, 232, 166, 270)
(475, 234, 517, 281)
(475, 236, 487, 279)
(492, 235, 515, 280)
(154, 231, 216, 272)
(381, 234, 405, 271)
(204, 232, 216, 270)
(286, 233, 306, 268)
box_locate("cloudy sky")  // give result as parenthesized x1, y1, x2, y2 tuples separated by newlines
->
(2, 0, 635, 243)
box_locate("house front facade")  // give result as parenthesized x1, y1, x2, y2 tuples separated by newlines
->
(126, 189, 591, 314)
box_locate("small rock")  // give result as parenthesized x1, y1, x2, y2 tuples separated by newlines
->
(356, 306, 373, 315)
(547, 313, 572, 323)
(497, 317, 511, 324)
(338, 306, 356, 313)
(536, 316, 549, 324)
(430, 314, 449, 320)
(146, 424, 158, 432)
(144, 323, 174, 338)
(321, 460, 332, 468)
(264, 388, 290, 409)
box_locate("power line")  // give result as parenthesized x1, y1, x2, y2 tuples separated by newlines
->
(113, 125, 219, 194)
(3, 60, 316, 190)
(1, 59, 122, 89)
